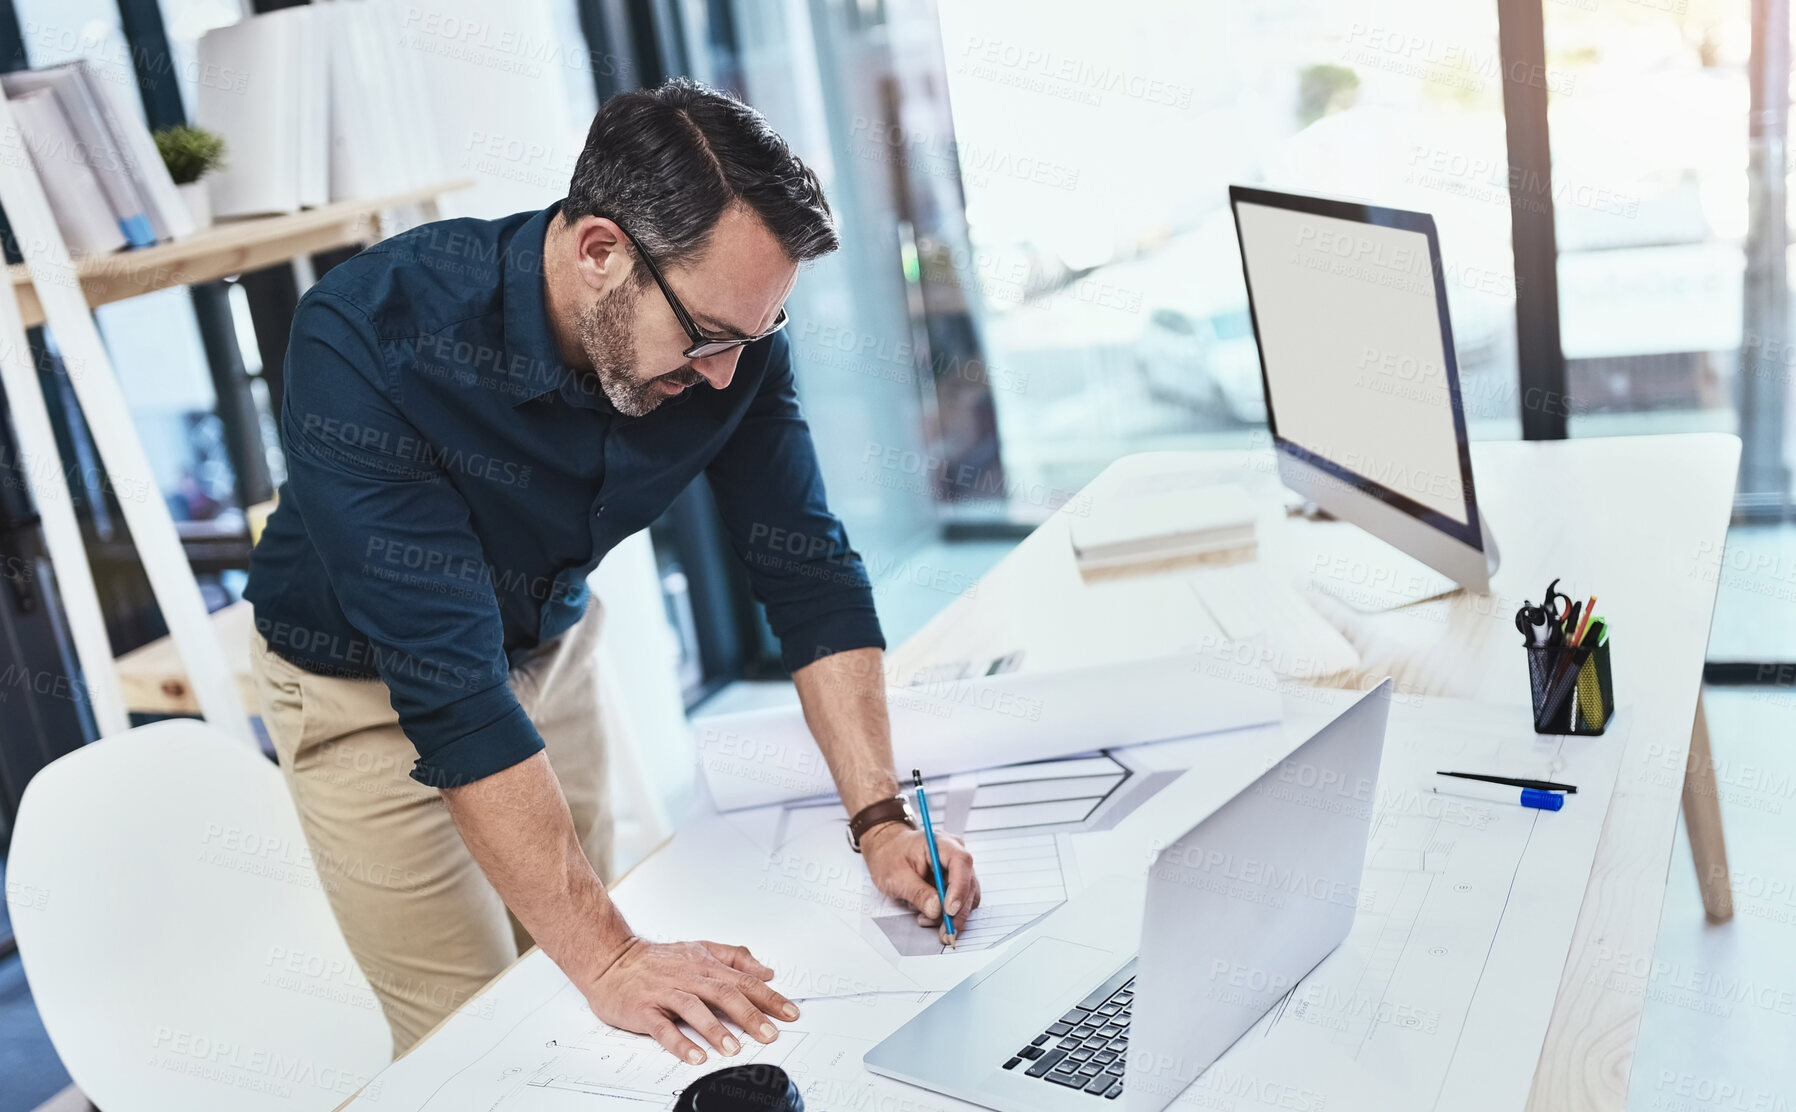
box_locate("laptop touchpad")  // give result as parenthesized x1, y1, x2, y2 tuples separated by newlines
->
(974, 936, 1117, 1005)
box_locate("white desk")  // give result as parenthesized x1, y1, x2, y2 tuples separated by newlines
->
(344, 434, 1738, 1112)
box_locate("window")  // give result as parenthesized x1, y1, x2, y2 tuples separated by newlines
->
(1547, 2, 1749, 442)
(937, 0, 1521, 509)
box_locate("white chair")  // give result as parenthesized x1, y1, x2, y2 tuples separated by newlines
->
(8, 720, 391, 1111)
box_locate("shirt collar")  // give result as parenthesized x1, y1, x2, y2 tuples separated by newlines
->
(503, 200, 613, 412)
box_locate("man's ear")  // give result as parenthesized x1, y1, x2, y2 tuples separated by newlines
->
(571, 216, 634, 295)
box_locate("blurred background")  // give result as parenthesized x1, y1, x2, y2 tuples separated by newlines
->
(6, 0, 1791, 686)
(1, 0, 1793, 1108)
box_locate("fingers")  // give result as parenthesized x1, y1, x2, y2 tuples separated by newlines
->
(701, 945, 797, 1023)
(900, 872, 942, 921)
(593, 939, 805, 1067)
(668, 990, 739, 1059)
(899, 837, 947, 919)
(711, 981, 783, 1044)
(646, 1015, 707, 1066)
(733, 969, 800, 1024)
(940, 840, 977, 919)
(702, 940, 776, 982)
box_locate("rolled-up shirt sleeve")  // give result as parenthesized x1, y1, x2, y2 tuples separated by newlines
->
(705, 332, 885, 672)
(278, 289, 542, 787)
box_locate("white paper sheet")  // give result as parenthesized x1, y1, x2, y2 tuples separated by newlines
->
(1189, 562, 1362, 678)
(607, 815, 923, 1000)
(1162, 701, 1632, 1112)
(342, 698, 1632, 1112)
(342, 955, 975, 1112)
(694, 652, 1281, 811)
(706, 725, 1279, 992)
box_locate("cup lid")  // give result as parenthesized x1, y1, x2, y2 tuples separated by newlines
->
(673, 1064, 803, 1112)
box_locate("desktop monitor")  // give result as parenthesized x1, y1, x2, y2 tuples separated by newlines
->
(1228, 185, 1499, 594)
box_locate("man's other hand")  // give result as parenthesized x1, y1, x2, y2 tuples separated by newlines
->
(584, 939, 799, 1064)
(860, 824, 982, 944)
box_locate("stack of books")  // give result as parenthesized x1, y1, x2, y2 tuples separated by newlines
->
(1, 62, 196, 255)
(0, 3, 445, 255)
(197, 2, 443, 219)
(1069, 483, 1259, 577)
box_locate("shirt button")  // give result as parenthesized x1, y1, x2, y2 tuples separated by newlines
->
(594, 505, 604, 517)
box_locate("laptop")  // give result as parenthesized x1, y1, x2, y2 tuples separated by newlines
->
(864, 680, 1392, 1111)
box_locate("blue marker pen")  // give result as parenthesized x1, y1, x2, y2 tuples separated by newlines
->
(911, 768, 957, 946)
(1431, 781, 1564, 811)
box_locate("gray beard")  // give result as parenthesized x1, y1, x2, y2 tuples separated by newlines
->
(578, 286, 702, 417)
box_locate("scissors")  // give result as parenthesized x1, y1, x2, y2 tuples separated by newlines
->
(1517, 578, 1576, 647)
(1540, 578, 1574, 625)
(1515, 601, 1551, 646)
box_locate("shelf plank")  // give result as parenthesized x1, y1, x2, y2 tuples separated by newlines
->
(115, 599, 256, 717)
(10, 179, 472, 327)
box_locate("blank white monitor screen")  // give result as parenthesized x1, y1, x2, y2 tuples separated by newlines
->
(1233, 200, 1469, 527)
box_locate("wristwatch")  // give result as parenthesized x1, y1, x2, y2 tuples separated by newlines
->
(846, 795, 917, 853)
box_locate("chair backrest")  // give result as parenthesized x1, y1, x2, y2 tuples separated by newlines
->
(7, 720, 391, 1111)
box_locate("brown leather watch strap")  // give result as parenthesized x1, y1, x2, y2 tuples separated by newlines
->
(846, 796, 916, 853)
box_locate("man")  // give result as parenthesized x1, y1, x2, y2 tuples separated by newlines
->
(244, 78, 980, 1065)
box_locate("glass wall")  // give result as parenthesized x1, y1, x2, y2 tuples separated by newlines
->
(1547, 0, 1748, 439)
(1542, 2, 1796, 665)
(934, 0, 1521, 511)
(679, 0, 942, 561)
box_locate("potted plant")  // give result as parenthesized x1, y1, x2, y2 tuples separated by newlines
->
(152, 124, 228, 229)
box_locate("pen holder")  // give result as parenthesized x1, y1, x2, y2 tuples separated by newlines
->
(1526, 633, 1614, 735)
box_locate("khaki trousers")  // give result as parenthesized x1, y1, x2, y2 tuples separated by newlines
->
(248, 601, 613, 1056)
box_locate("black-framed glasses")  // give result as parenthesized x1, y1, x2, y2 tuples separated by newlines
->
(606, 215, 789, 358)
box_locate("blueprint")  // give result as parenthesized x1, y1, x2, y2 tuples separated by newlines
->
(341, 949, 985, 1112)
(725, 728, 1239, 983)
(694, 651, 1281, 810)
(1157, 703, 1633, 1111)
(344, 698, 1631, 1112)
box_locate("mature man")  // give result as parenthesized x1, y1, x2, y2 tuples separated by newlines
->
(244, 78, 980, 1065)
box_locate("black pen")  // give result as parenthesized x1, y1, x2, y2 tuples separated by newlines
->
(1436, 771, 1578, 794)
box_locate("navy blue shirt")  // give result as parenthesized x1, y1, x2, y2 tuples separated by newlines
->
(245, 201, 882, 787)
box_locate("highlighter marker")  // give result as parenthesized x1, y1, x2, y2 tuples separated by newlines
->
(1430, 782, 1564, 811)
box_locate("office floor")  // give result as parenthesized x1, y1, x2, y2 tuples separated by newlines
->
(0, 858, 73, 1112)
(1626, 687, 1796, 1112)
(1706, 523, 1796, 663)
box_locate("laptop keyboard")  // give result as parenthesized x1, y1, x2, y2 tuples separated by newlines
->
(1000, 965, 1134, 1099)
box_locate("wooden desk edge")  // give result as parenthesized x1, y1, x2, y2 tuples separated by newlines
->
(1525, 435, 1738, 1111)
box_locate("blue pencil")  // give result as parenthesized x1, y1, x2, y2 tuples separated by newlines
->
(911, 768, 957, 946)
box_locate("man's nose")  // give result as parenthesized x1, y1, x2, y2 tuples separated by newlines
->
(692, 349, 741, 390)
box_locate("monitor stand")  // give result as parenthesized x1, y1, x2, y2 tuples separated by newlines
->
(1295, 519, 1477, 613)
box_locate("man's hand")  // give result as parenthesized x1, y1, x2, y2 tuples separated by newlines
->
(581, 938, 800, 1065)
(789, 648, 984, 945)
(442, 754, 799, 1065)
(860, 823, 982, 943)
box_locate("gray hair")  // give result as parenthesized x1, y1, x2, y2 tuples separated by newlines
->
(564, 77, 838, 270)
